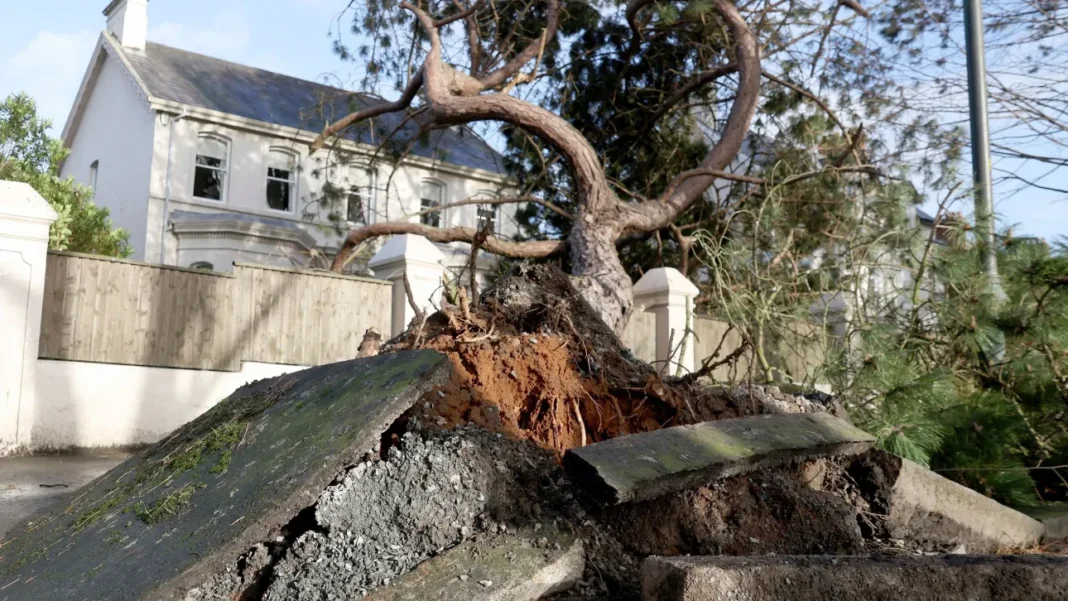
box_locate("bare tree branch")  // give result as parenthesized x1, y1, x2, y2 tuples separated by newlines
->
(631, 0, 762, 230)
(330, 221, 565, 271)
(647, 62, 739, 125)
(406, 194, 573, 221)
(309, 71, 424, 152)
(451, 0, 482, 73)
(477, 0, 560, 89)
(403, 0, 619, 214)
(436, 0, 484, 27)
(839, 0, 870, 19)
(625, 0, 657, 41)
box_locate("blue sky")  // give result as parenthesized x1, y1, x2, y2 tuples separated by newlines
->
(1, 0, 1065, 241)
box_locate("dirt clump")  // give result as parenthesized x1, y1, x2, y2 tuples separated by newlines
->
(386, 266, 745, 457)
(601, 467, 864, 558)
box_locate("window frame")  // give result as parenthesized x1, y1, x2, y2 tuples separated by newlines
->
(192, 133, 230, 203)
(265, 147, 299, 214)
(474, 191, 500, 235)
(346, 167, 377, 227)
(419, 179, 446, 228)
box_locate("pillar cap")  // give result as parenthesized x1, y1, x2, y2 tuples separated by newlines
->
(368, 234, 446, 270)
(633, 267, 699, 298)
(0, 181, 57, 224)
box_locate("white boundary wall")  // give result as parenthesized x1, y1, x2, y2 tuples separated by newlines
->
(32, 360, 304, 450)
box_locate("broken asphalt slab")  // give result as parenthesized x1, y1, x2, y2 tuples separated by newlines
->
(0, 350, 449, 601)
(642, 554, 1068, 601)
(364, 525, 584, 601)
(563, 413, 874, 505)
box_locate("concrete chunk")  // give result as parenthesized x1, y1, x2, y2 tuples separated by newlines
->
(0, 350, 450, 601)
(642, 555, 1068, 601)
(365, 525, 584, 601)
(563, 413, 874, 505)
(853, 452, 1046, 552)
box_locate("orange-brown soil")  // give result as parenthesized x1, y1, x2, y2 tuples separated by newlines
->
(386, 267, 745, 457)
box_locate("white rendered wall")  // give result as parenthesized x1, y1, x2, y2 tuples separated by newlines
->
(145, 116, 517, 269)
(59, 54, 155, 260)
(29, 360, 305, 451)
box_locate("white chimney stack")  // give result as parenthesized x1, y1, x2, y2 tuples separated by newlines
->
(103, 0, 148, 51)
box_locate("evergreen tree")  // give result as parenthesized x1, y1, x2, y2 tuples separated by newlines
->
(830, 223, 1068, 506)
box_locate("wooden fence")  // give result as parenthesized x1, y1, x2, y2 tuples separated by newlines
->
(39, 252, 392, 371)
(693, 316, 826, 384)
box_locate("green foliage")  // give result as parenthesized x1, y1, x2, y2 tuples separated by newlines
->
(0, 93, 131, 258)
(831, 231, 1068, 506)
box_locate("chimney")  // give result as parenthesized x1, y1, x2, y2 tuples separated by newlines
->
(103, 0, 148, 51)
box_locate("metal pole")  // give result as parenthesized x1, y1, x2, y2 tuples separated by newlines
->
(963, 0, 1003, 299)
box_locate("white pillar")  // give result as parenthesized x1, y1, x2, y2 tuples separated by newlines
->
(633, 267, 699, 375)
(0, 182, 57, 454)
(368, 234, 446, 337)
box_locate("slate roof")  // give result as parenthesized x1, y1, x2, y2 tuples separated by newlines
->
(121, 41, 505, 174)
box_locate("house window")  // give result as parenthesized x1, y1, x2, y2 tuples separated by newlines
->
(194, 134, 229, 201)
(189, 261, 214, 271)
(346, 169, 376, 226)
(267, 149, 298, 212)
(420, 180, 444, 227)
(88, 160, 99, 194)
(476, 204, 498, 234)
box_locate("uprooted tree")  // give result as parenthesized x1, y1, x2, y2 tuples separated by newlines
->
(316, 0, 876, 335)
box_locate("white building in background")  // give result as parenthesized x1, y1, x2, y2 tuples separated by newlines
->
(59, 0, 517, 280)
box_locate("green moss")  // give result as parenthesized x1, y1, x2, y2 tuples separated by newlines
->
(73, 491, 129, 533)
(133, 483, 200, 525)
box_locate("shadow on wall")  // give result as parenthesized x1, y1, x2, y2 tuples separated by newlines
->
(31, 257, 307, 451)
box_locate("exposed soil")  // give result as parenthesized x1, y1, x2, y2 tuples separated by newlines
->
(602, 467, 864, 558)
(385, 266, 747, 458)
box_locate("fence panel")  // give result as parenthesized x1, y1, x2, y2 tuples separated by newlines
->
(39, 252, 241, 371)
(693, 317, 752, 381)
(234, 263, 392, 366)
(623, 310, 657, 364)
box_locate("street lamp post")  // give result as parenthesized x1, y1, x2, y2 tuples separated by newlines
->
(963, 0, 1004, 301)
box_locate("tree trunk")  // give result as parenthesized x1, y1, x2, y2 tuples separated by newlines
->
(568, 213, 634, 336)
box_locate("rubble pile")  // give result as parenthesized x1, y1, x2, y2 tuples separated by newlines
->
(2, 266, 1064, 601)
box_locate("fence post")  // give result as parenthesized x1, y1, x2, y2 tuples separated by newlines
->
(0, 182, 57, 453)
(633, 267, 699, 375)
(368, 234, 446, 337)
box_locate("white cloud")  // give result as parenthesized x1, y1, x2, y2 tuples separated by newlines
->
(4, 29, 98, 132)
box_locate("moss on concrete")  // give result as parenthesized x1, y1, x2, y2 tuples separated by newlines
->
(564, 413, 875, 504)
(0, 350, 449, 601)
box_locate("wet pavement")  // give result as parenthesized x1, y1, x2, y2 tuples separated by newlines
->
(0, 451, 130, 539)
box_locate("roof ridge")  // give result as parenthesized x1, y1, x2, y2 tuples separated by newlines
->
(142, 40, 382, 102)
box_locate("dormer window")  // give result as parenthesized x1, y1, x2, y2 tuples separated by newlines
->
(267, 149, 298, 212)
(194, 134, 229, 201)
(420, 180, 444, 227)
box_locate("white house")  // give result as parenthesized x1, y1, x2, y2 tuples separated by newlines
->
(59, 0, 517, 279)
